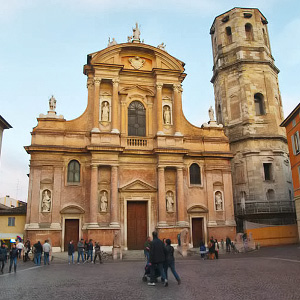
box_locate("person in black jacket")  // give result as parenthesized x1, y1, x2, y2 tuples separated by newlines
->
(68, 240, 75, 264)
(33, 241, 43, 265)
(9, 243, 18, 273)
(164, 239, 181, 285)
(148, 231, 168, 287)
(0, 243, 7, 274)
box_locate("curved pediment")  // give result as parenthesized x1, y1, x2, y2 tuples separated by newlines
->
(87, 43, 185, 72)
(187, 204, 209, 214)
(60, 205, 85, 214)
(119, 85, 155, 97)
(119, 179, 157, 192)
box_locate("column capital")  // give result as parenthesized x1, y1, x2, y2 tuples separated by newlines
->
(173, 83, 183, 93)
(158, 166, 165, 171)
(156, 82, 163, 89)
(112, 78, 120, 85)
(87, 80, 94, 89)
(176, 166, 184, 171)
(94, 77, 101, 85)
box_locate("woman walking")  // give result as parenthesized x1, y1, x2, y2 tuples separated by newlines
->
(164, 239, 181, 286)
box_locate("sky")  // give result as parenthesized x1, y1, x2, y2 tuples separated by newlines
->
(0, 0, 299, 202)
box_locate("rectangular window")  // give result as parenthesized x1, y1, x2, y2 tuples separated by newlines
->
(263, 163, 272, 181)
(8, 217, 15, 226)
(292, 118, 296, 127)
(291, 131, 300, 155)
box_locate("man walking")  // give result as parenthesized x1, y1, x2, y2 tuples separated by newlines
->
(68, 240, 75, 264)
(34, 241, 43, 265)
(148, 231, 168, 287)
(9, 244, 18, 273)
(0, 243, 7, 274)
(86, 239, 94, 263)
(77, 239, 85, 264)
(93, 242, 103, 264)
(43, 240, 51, 265)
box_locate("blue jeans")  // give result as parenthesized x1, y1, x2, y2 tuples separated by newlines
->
(44, 252, 50, 265)
(150, 262, 166, 283)
(9, 257, 17, 272)
(87, 250, 93, 261)
(77, 250, 84, 263)
(68, 253, 74, 264)
(164, 260, 180, 281)
(34, 253, 41, 265)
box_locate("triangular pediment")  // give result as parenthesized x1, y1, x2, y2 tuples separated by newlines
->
(119, 179, 157, 192)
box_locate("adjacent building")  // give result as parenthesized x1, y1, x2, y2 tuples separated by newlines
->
(210, 8, 295, 231)
(280, 103, 300, 241)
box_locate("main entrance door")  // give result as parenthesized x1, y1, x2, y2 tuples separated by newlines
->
(127, 201, 147, 250)
(192, 218, 203, 248)
(64, 219, 79, 251)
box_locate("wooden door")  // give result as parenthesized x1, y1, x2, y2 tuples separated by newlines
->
(127, 201, 147, 250)
(192, 218, 203, 248)
(64, 219, 79, 251)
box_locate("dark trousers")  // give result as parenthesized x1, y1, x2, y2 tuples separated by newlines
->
(94, 252, 102, 263)
(164, 260, 180, 281)
(150, 262, 166, 283)
(9, 257, 17, 272)
(215, 250, 219, 259)
(0, 260, 5, 273)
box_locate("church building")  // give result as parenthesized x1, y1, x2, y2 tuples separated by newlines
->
(25, 23, 236, 251)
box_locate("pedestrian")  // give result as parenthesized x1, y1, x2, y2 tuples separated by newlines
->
(86, 239, 94, 263)
(16, 239, 24, 259)
(84, 240, 88, 261)
(144, 236, 151, 263)
(220, 239, 224, 250)
(68, 240, 75, 264)
(43, 240, 51, 265)
(9, 243, 18, 273)
(199, 240, 207, 260)
(93, 242, 103, 264)
(208, 237, 215, 260)
(148, 231, 168, 287)
(33, 241, 43, 265)
(0, 243, 7, 274)
(214, 239, 219, 259)
(164, 239, 181, 285)
(226, 236, 231, 252)
(24, 240, 31, 262)
(77, 238, 85, 264)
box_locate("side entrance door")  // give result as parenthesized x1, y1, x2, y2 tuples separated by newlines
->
(64, 219, 79, 251)
(192, 218, 203, 248)
(127, 201, 147, 250)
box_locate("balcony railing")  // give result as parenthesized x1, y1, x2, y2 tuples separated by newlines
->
(127, 138, 148, 147)
(235, 200, 296, 216)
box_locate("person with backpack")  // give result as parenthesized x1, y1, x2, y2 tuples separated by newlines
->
(164, 239, 181, 285)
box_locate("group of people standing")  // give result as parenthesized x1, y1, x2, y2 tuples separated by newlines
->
(68, 239, 103, 265)
(144, 231, 181, 287)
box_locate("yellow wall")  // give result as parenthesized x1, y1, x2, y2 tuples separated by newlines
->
(246, 225, 299, 247)
(0, 215, 26, 237)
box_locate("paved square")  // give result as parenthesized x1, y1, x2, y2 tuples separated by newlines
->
(1, 245, 300, 300)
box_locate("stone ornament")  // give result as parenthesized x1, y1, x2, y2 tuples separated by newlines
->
(107, 37, 117, 47)
(49, 96, 56, 112)
(209, 106, 215, 122)
(41, 189, 51, 212)
(129, 56, 145, 70)
(166, 191, 174, 212)
(157, 42, 166, 51)
(39, 96, 64, 119)
(173, 84, 183, 93)
(101, 101, 110, 122)
(128, 23, 141, 43)
(100, 190, 108, 212)
(215, 191, 223, 211)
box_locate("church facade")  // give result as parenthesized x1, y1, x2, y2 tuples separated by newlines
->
(25, 23, 236, 251)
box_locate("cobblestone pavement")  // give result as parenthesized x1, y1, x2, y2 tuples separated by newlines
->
(1, 245, 300, 300)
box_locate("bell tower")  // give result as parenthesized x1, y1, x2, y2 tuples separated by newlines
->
(210, 8, 294, 229)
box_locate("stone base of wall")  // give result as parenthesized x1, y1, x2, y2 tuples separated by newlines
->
(25, 230, 61, 248)
(208, 226, 236, 241)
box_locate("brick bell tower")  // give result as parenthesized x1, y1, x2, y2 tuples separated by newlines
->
(210, 7, 295, 230)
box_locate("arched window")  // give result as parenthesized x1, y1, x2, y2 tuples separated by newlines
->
(245, 23, 254, 41)
(225, 26, 232, 44)
(128, 101, 146, 136)
(67, 160, 80, 183)
(254, 93, 265, 115)
(190, 163, 201, 185)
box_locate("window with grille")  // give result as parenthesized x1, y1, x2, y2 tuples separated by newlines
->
(128, 101, 146, 136)
(190, 163, 201, 185)
(67, 160, 80, 183)
(8, 217, 15, 226)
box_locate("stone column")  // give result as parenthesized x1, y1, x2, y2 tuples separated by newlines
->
(50, 167, 62, 229)
(110, 166, 120, 227)
(156, 83, 164, 135)
(158, 167, 167, 226)
(111, 78, 120, 133)
(176, 167, 186, 226)
(120, 101, 126, 135)
(89, 165, 99, 228)
(92, 78, 101, 132)
(173, 83, 183, 136)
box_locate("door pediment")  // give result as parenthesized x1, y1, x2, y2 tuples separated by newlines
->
(187, 204, 208, 214)
(60, 205, 85, 214)
(119, 179, 157, 192)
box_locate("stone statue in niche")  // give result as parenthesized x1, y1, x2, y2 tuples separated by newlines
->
(166, 191, 174, 212)
(163, 105, 171, 125)
(215, 191, 223, 211)
(41, 190, 51, 212)
(100, 191, 108, 212)
(101, 101, 109, 122)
